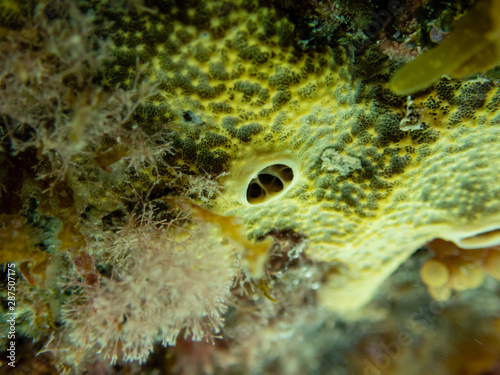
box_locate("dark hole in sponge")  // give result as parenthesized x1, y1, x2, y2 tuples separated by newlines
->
(183, 110, 203, 125)
(248, 183, 263, 199)
(270, 177, 284, 192)
(246, 163, 294, 204)
(258, 173, 274, 185)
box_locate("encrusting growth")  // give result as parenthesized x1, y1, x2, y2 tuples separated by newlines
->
(0, 0, 499, 372)
(88, 0, 500, 310)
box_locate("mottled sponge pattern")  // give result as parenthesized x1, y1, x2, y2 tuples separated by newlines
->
(99, 0, 500, 310)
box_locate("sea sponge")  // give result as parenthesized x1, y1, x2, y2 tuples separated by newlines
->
(86, 0, 500, 312)
(390, 0, 500, 95)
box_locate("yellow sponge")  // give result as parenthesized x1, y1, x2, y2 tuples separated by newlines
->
(390, 0, 500, 95)
(95, 0, 500, 311)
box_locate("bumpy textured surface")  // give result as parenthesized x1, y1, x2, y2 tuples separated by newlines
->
(97, 0, 500, 310)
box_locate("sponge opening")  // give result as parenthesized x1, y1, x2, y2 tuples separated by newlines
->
(246, 164, 294, 204)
